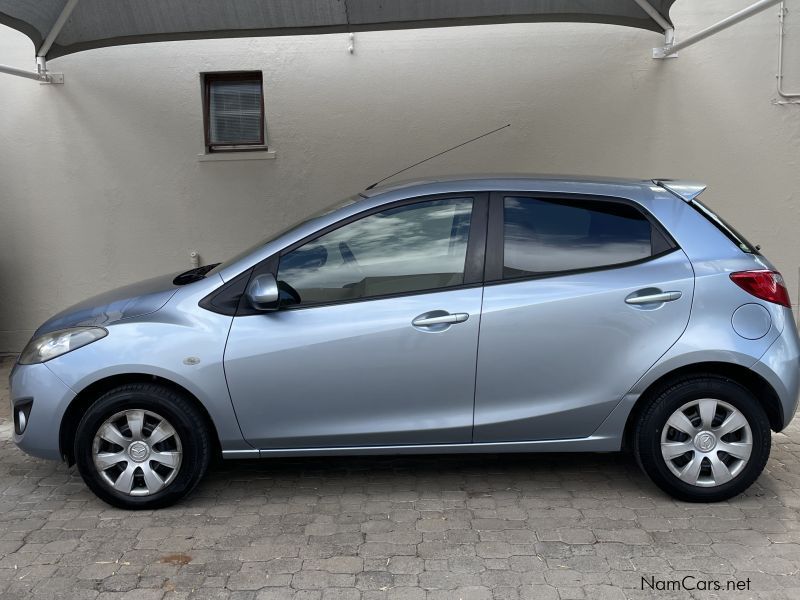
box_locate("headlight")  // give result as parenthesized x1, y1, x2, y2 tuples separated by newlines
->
(19, 327, 108, 365)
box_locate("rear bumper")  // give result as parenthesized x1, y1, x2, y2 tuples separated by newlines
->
(9, 361, 75, 461)
(752, 324, 800, 431)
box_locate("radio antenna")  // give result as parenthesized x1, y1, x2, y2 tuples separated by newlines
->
(364, 123, 511, 191)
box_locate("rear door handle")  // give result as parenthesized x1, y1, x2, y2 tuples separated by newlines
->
(625, 291, 682, 305)
(412, 312, 469, 327)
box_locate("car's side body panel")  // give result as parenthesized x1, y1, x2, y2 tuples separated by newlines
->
(37, 276, 253, 454)
(225, 286, 484, 448)
(636, 186, 797, 427)
(9, 175, 799, 467)
(474, 249, 694, 442)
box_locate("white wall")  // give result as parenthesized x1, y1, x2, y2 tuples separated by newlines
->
(1, 0, 799, 351)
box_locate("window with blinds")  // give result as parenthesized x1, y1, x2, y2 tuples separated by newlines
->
(203, 72, 265, 151)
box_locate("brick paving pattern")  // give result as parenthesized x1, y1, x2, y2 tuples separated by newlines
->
(2, 355, 800, 599)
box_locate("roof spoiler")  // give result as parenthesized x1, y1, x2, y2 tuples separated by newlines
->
(653, 179, 707, 202)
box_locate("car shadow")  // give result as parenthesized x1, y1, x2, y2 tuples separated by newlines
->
(198, 450, 659, 500)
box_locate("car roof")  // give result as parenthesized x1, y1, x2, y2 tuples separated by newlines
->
(360, 173, 655, 198)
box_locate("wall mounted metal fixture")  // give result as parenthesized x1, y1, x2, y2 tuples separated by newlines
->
(776, 1, 800, 104)
(635, 0, 782, 58)
(0, 0, 77, 83)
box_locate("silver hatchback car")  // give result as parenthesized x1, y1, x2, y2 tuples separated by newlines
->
(10, 176, 799, 509)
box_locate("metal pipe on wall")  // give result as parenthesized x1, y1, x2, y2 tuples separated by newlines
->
(776, 1, 800, 102)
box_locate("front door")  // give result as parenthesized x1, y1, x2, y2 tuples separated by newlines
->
(474, 193, 694, 442)
(225, 195, 487, 448)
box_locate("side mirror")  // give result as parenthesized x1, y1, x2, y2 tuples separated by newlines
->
(246, 273, 279, 311)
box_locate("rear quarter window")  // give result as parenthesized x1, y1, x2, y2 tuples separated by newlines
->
(502, 196, 671, 279)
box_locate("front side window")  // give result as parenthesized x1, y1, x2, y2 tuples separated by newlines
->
(278, 198, 473, 306)
(503, 197, 655, 279)
(203, 71, 265, 152)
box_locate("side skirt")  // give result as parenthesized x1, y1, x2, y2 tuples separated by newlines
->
(221, 435, 622, 459)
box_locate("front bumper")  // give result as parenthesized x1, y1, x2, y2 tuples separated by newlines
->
(9, 361, 75, 460)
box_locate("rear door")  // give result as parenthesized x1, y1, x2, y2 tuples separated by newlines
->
(473, 192, 694, 442)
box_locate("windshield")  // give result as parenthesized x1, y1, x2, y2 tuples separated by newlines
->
(207, 193, 363, 275)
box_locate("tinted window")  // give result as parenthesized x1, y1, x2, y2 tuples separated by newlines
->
(503, 197, 653, 279)
(278, 198, 473, 305)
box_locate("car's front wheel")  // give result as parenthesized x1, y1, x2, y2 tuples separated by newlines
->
(74, 383, 211, 509)
(634, 375, 771, 502)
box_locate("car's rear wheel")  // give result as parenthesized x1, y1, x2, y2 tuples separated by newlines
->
(634, 375, 771, 502)
(74, 383, 210, 509)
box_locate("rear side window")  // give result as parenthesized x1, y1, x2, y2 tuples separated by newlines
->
(690, 199, 759, 254)
(503, 196, 666, 279)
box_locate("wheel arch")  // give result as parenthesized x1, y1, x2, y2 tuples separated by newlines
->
(622, 361, 784, 451)
(59, 373, 222, 465)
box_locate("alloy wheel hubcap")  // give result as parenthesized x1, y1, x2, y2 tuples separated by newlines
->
(660, 398, 752, 488)
(92, 409, 182, 496)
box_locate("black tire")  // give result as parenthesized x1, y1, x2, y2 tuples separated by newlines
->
(634, 374, 771, 503)
(74, 383, 211, 510)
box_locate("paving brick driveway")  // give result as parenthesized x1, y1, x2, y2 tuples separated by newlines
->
(2, 356, 800, 599)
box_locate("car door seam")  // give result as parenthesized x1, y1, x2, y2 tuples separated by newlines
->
(470, 284, 486, 443)
(221, 313, 259, 450)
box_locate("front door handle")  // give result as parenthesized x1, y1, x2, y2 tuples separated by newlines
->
(412, 312, 469, 327)
(625, 290, 682, 305)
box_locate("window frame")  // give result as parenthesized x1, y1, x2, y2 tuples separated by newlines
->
(230, 193, 489, 315)
(484, 192, 679, 284)
(202, 71, 266, 153)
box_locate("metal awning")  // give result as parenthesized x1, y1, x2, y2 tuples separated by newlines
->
(0, 0, 675, 82)
(0, 1, 783, 84)
(1, 1, 677, 61)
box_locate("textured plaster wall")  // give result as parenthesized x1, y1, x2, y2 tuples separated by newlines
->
(1, 0, 799, 351)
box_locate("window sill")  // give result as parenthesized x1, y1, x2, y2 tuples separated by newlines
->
(197, 150, 276, 162)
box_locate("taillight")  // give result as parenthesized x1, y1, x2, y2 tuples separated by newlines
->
(730, 270, 791, 308)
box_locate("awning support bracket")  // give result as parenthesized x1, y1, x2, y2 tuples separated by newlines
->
(652, 0, 782, 58)
(632, 0, 675, 52)
(0, 0, 78, 83)
(0, 62, 60, 82)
